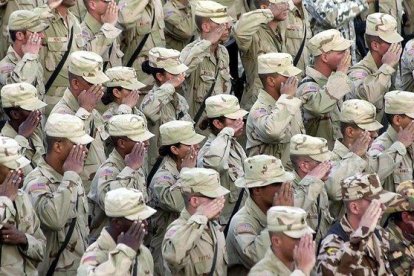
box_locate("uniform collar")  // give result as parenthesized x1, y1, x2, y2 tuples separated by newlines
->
(387, 220, 414, 247)
(96, 228, 117, 250)
(246, 197, 267, 228)
(305, 66, 328, 84)
(38, 157, 63, 184)
(333, 140, 353, 159)
(6, 46, 20, 64)
(161, 156, 180, 177)
(361, 52, 379, 72)
(171, 0, 188, 9)
(386, 126, 399, 143)
(109, 149, 126, 169)
(257, 89, 277, 105)
(264, 248, 294, 274)
(62, 88, 81, 113)
(84, 12, 103, 34)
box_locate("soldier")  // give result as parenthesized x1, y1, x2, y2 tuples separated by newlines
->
(162, 168, 229, 275)
(317, 173, 396, 275)
(197, 94, 248, 225)
(347, 13, 403, 122)
(0, 10, 48, 100)
(50, 51, 108, 194)
(396, 37, 414, 91)
(226, 155, 295, 275)
(289, 134, 334, 243)
(297, 29, 353, 148)
(365, 0, 404, 34)
(0, 137, 45, 275)
(249, 206, 315, 275)
(1, 83, 46, 174)
(88, 114, 154, 243)
(180, 0, 232, 118)
(78, 188, 156, 275)
(149, 120, 204, 276)
(163, 0, 196, 51)
(81, 0, 123, 70)
(369, 90, 414, 192)
(246, 52, 304, 169)
(23, 113, 93, 275)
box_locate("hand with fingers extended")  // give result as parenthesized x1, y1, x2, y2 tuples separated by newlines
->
(121, 90, 140, 108)
(337, 49, 352, 73)
(48, 0, 63, 9)
(272, 181, 294, 206)
(294, 234, 316, 275)
(358, 199, 383, 236)
(382, 43, 403, 68)
(166, 73, 185, 88)
(101, 0, 119, 25)
(62, 145, 87, 174)
(0, 222, 28, 246)
(349, 131, 371, 157)
(18, 110, 42, 138)
(397, 121, 414, 147)
(78, 85, 104, 112)
(22, 33, 42, 55)
(195, 196, 226, 220)
(307, 161, 332, 181)
(228, 118, 244, 137)
(117, 220, 146, 252)
(180, 145, 197, 169)
(204, 24, 227, 44)
(269, 2, 289, 18)
(280, 76, 298, 97)
(125, 142, 146, 170)
(0, 170, 23, 201)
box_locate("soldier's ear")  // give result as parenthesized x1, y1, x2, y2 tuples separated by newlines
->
(201, 21, 211, 33)
(401, 211, 413, 224)
(320, 52, 329, 64)
(112, 88, 123, 99)
(15, 31, 26, 41)
(211, 119, 224, 130)
(170, 145, 180, 156)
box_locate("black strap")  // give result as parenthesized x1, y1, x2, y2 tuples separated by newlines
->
(208, 222, 218, 276)
(126, 13, 155, 67)
(374, 0, 380, 12)
(132, 255, 138, 276)
(45, 26, 74, 93)
(146, 156, 164, 187)
(224, 189, 245, 237)
(293, 23, 307, 66)
(46, 199, 79, 276)
(313, 194, 322, 240)
(298, 76, 316, 86)
(103, 44, 113, 71)
(193, 67, 220, 127)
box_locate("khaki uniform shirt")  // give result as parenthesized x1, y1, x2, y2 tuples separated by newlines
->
(387, 220, 414, 276)
(226, 197, 270, 275)
(403, 0, 414, 36)
(81, 13, 123, 69)
(69, 0, 87, 22)
(88, 149, 147, 243)
(51, 88, 108, 194)
(233, 9, 283, 110)
(365, 0, 403, 33)
(297, 67, 353, 149)
(249, 248, 306, 276)
(180, 38, 231, 117)
(23, 159, 89, 275)
(102, 102, 146, 122)
(78, 228, 154, 276)
(246, 90, 305, 170)
(348, 52, 395, 121)
(118, 0, 166, 85)
(162, 209, 227, 276)
(197, 127, 246, 225)
(397, 38, 414, 92)
(0, 191, 46, 275)
(317, 216, 392, 276)
(163, 0, 195, 51)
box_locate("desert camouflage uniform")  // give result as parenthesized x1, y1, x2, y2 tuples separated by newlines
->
(102, 102, 146, 123)
(364, 0, 404, 33)
(387, 220, 414, 276)
(396, 38, 414, 92)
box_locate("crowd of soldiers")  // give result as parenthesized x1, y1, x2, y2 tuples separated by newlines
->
(1, 0, 414, 274)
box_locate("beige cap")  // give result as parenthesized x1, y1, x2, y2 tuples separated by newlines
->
(148, 47, 188, 75)
(8, 10, 49, 32)
(160, 121, 205, 146)
(195, 0, 233, 24)
(365, 13, 403, 43)
(267, 206, 315, 238)
(235, 155, 295, 188)
(1, 83, 46, 111)
(257, 53, 301, 76)
(340, 99, 383, 131)
(107, 114, 154, 142)
(0, 137, 30, 170)
(68, 51, 110, 85)
(45, 113, 94, 145)
(394, 181, 414, 212)
(205, 94, 248, 119)
(105, 188, 156, 220)
(173, 168, 229, 198)
(290, 134, 332, 162)
(307, 29, 352, 56)
(105, 67, 146, 90)
(385, 90, 414, 118)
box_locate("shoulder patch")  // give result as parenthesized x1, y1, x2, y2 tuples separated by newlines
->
(349, 70, 368, 80)
(235, 223, 256, 235)
(28, 183, 48, 193)
(369, 143, 385, 153)
(326, 247, 339, 255)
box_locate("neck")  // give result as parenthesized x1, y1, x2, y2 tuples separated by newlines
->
(55, 5, 69, 18)
(176, 0, 189, 5)
(88, 11, 103, 25)
(296, 169, 306, 180)
(272, 245, 295, 271)
(252, 196, 271, 215)
(346, 214, 360, 231)
(370, 51, 383, 69)
(115, 148, 127, 159)
(8, 120, 21, 134)
(106, 225, 122, 242)
(12, 43, 24, 59)
(265, 88, 281, 101)
(45, 153, 65, 175)
(201, 34, 219, 55)
(267, 20, 279, 32)
(313, 60, 333, 78)
(341, 137, 354, 150)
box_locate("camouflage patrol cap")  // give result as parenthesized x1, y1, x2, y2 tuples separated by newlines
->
(1, 83, 46, 111)
(235, 155, 295, 188)
(8, 10, 49, 32)
(160, 120, 205, 146)
(68, 51, 109, 84)
(45, 114, 94, 145)
(195, 1, 233, 24)
(205, 94, 248, 119)
(388, 180, 414, 212)
(267, 206, 315, 238)
(107, 114, 154, 142)
(0, 137, 30, 170)
(385, 90, 414, 118)
(290, 134, 332, 162)
(148, 47, 188, 75)
(340, 99, 383, 131)
(257, 53, 301, 77)
(105, 67, 146, 90)
(173, 168, 229, 198)
(307, 29, 352, 56)
(105, 188, 156, 220)
(365, 13, 403, 43)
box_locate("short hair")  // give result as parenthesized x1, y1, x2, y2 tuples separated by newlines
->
(9, 30, 25, 43)
(3, 107, 22, 120)
(340, 122, 360, 136)
(258, 72, 279, 87)
(46, 135, 66, 152)
(254, 0, 269, 9)
(290, 154, 309, 172)
(365, 34, 386, 51)
(195, 15, 208, 32)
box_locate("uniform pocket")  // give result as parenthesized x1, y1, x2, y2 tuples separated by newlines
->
(45, 37, 68, 71)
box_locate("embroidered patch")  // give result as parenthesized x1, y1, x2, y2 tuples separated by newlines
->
(349, 71, 368, 79)
(235, 223, 255, 235)
(326, 247, 338, 255)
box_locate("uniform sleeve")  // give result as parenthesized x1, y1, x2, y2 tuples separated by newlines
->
(200, 127, 234, 173)
(164, 5, 195, 41)
(233, 9, 274, 52)
(151, 172, 184, 212)
(118, 0, 150, 28)
(82, 24, 122, 56)
(252, 94, 302, 143)
(140, 83, 176, 123)
(180, 39, 213, 75)
(294, 176, 325, 211)
(10, 53, 43, 86)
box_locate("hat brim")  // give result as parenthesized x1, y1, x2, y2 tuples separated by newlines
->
(106, 80, 146, 91)
(165, 64, 188, 75)
(3, 156, 31, 170)
(331, 39, 352, 52)
(181, 133, 205, 146)
(200, 186, 230, 198)
(370, 189, 399, 205)
(235, 171, 295, 188)
(129, 131, 155, 142)
(224, 109, 249, 120)
(405, 113, 414, 119)
(83, 71, 110, 85)
(211, 16, 233, 24)
(284, 226, 315, 239)
(68, 133, 94, 145)
(380, 32, 403, 44)
(309, 151, 332, 162)
(125, 205, 157, 221)
(20, 98, 47, 111)
(357, 121, 383, 132)
(278, 66, 302, 77)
